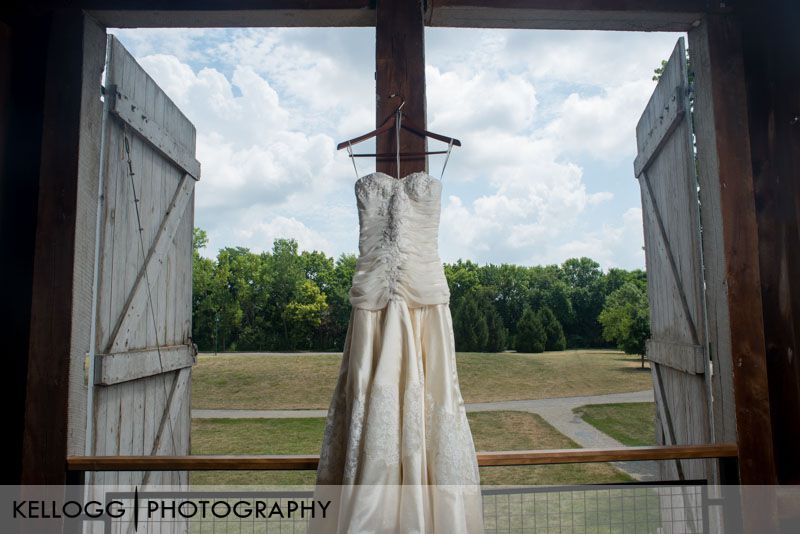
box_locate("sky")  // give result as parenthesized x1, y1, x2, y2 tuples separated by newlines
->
(109, 27, 685, 270)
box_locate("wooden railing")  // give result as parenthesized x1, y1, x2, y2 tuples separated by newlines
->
(66, 443, 738, 472)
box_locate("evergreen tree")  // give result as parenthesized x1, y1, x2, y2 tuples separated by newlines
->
(453, 297, 489, 352)
(483, 303, 508, 353)
(515, 306, 546, 353)
(538, 306, 567, 351)
(473, 288, 508, 352)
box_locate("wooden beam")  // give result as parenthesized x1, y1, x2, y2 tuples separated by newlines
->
(95, 344, 195, 385)
(477, 443, 737, 467)
(65, 443, 738, 471)
(80, 1, 376, 28)
(428, 0, 710, 31)
(0, 14, 52, 486)
(738, 0, 800, 485)
(22, 10, 106, 486)
(689, 13, 780, 534)
(18, 0, 713, 30)
(375, 0, 427, 177)
(646, 339, 705, 375)
(688, 14, 776, 486)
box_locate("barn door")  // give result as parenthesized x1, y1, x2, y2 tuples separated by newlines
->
(88, 35, 199, 494)
(634, 37, 714, 484)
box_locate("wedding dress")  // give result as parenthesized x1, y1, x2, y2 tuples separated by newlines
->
(309, 171, 484, 533)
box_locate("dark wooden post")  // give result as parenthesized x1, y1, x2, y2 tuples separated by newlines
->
(739, 0, 800, 485)
(690, 12, 778, 533)
(690, 13, 777, 486)
(22, 10, 105, 487)
(375, 0, 427, 177)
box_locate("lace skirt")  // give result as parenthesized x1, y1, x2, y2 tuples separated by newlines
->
(309, 298, 484, 534)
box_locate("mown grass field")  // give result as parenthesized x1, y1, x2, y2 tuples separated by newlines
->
(192, 350, 651, 410)
(573, 402, 657, 447)
(189, 410, 631, 486)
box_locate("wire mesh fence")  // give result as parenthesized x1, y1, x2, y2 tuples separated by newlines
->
(90, 481, 709, 534)
(480, 482, 707, 533)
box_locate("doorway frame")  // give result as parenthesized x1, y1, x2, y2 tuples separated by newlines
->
(21, 1, 771, 497)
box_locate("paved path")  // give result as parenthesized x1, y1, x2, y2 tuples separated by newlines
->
(193, 389, 658, 481)
(199, 352, 341, 357)
(192, 390, 653, 420)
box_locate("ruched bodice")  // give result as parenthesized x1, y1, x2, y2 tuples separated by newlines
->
(349, 171, 451, 310)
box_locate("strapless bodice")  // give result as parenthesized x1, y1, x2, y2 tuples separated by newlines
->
(349, 171, 451, 310)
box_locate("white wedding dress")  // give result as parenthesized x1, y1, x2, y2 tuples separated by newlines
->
(309, 171, 484, 533)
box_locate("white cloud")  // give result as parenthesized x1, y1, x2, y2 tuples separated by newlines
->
(543, 80, 655, 162)
(231, 215, 335, 256)
(424, 28, 679, 268)
(588, 191, 614, 205)
(126, 46, 361, 251)
(553, 207, 645, 268)
(427, 66, 537, 133)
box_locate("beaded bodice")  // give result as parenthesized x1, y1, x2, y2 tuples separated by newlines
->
(348, 171, 451, 310)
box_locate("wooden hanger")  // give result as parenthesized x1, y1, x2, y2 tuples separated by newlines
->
(336, 102, 461, 160)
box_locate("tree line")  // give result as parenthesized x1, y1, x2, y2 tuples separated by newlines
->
(192, 229, 650, 355)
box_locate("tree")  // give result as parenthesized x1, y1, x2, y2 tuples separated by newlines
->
(265, 239, 305, 350)
(482, 301, 508, 353)
(538, 306, 566, 351)
(314, 253, 356, 350)
(192, 228, 220, 351)
(283, 279, 328, 350)
(453, 296, 489, 352)
(472, 287, 508, 353)
(444, 259, 482, 305)
(479, 263, 531, 348)
(301, 250, 335, 293)
(215, 246, 268, 351)
(598, 281, 651, 365)
(210, 251, 245, 352)
(189, 226, 653, 355)
(515, 306, 546, 353)
(560, 257, 606, 348)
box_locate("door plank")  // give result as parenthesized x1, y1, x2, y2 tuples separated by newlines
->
(95, 344, 196, 385)
(647, 339, 705, 374)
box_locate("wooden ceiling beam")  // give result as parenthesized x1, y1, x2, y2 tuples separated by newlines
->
(428, 0, 712, 31)
(85, 1, 375, 28)
(14, 0, 716, 30)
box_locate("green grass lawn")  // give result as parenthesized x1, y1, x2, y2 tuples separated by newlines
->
(192, 350, 651, 410)
(189, 411, 631, 486)
(469, 411, 632, 486)
(573, 402, 657, 446)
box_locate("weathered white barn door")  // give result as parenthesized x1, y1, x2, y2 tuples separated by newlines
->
(634, 37, 714, 485)
(88, 35, 199, 495)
